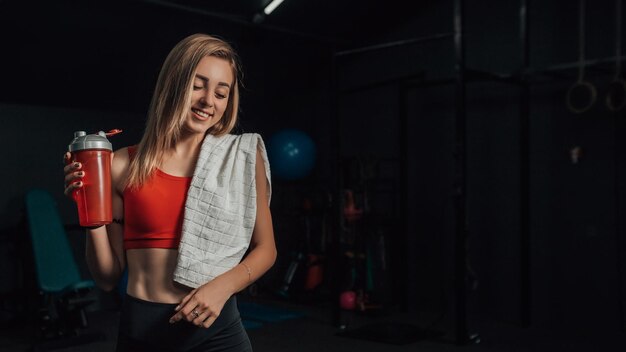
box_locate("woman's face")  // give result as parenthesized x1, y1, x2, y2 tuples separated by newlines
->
(185, 55, 234, 135)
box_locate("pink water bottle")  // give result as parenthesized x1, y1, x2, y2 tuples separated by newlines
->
(68, 130, 121, 227)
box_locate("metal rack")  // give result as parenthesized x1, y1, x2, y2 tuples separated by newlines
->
(330, 0, 626, 344)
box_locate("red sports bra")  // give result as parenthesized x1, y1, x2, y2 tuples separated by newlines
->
(123, 146, 192, 250)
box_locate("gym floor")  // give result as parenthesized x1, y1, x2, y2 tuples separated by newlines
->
(1, 294, 625, 352)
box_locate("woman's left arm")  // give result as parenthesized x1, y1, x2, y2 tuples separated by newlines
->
(170, 149, 277, 327)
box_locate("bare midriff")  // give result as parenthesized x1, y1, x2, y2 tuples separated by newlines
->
(125, 248, 192, 303)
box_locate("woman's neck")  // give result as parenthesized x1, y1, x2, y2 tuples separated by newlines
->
(171, 131, 205, 159)
(159, 132, 204, 177)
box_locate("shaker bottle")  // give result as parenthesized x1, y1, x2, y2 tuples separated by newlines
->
(68, 129, 122, 227)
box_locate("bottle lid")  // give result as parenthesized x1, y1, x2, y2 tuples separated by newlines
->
(68, 131, 113, 152)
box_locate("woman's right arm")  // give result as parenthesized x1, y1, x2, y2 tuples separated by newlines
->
(64, 148, 129, 292)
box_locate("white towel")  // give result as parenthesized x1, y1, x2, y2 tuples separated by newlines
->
(173, 133, 271, 288)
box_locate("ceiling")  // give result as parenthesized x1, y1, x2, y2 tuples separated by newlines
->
(0, 0, 427, 50)
(0, 0, 428, 111)
(135, 0, 426, 45)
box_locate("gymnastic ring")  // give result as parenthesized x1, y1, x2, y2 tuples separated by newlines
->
(606, 78, 626, 111)
(566, 80, 597, 114)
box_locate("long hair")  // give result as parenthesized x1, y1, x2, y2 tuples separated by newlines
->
(126, 34, 242, 188)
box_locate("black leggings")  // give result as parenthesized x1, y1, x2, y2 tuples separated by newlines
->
(116, 294, 252, 352)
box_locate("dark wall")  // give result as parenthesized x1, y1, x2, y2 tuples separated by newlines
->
(338, 0, 626, 335)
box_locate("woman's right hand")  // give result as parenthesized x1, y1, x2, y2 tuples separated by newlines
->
(64, 152, 84, 197)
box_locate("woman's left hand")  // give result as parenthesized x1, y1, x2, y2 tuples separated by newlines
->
(169, 280, 232, 328)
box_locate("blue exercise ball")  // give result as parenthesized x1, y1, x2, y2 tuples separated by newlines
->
(267, 129, 316, 180)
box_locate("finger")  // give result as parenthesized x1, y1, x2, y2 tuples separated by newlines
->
(170, 299, 197, 323)
(63, 161, 82, 174)
(184, 305, 203, 322)
(201, 315, 218, 329)
(170, 305, 195, 324)
(64, 171, 84, 184)
(169, 309, 185, 324)
(170, 288, 200, 323)
(64, 181, 83, 197)
(192, 308, 214, 326)
(175, 289, 196, 312)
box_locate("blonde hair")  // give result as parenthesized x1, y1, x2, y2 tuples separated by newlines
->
(126, 33, 242, 188)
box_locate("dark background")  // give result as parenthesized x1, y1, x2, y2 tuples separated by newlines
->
(1, 0, 625, 346)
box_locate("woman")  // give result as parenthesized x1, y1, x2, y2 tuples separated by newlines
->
(63, 34, 276, 351)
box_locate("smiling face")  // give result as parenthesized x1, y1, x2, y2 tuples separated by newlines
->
(184, 55, 235, 136)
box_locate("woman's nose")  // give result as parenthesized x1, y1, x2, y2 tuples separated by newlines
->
(200, 91, 214, 107)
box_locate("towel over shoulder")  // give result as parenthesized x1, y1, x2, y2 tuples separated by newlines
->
(173, 133, 272, 288)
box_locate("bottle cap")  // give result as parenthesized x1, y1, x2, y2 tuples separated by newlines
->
(68, 130, 119, 152)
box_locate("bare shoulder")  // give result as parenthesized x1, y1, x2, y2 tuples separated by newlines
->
(112, 147, 131, 170)
(112, 147, 131, 192)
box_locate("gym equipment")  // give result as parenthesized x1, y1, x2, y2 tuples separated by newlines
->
(607, 0, 626, 111)
(343, 190, 363, 222)
(267, 129, 316, 180)
(339, 290, 356, 310)
(276, 195, 327, 298)
(275, 251, 305, 298)
(302, 199, 324, 292)
(566, 0, 597, 113)
(303, 254, 324, 291)
(25, 189, 102, 350)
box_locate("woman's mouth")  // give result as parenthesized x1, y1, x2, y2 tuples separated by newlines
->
(191, 108, 212, 120)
